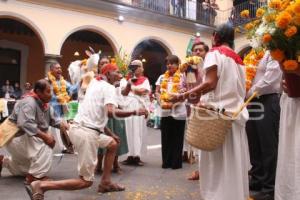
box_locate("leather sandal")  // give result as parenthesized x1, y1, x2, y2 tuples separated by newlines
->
(98, 183, 125, 193)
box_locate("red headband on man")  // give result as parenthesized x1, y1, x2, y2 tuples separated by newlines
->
(101, 63, 118, 75)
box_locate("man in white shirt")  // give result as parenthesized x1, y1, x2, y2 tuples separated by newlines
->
(25, 64, 148, 200)
(246, 51, 282, 200)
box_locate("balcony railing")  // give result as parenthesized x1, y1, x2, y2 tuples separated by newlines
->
(105, 0, 267, 27)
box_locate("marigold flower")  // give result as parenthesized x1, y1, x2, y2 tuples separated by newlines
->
(264, 14, 276, 22)
(161, 81, 168, 89)
(294, 2, 300, 14)
(268, 0, 282, 10)
(293, 16, 300, 26)
(276, 11, 292, 29)
(284, 26, 298, 37)
(281, 0, 291, 10)
(262, 34, 272, 43)
(257, 51, 265, 60)
(241, 10, 250, 18)
(283, 60, 299, 71)
(172, 76, 180, 83)
(270, 49, 285, 62)
(253, 19, 261, 25)
(256, 8, 265, 18)
(245, 23, 254, 30)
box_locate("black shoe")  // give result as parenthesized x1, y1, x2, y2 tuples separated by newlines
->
(121, 156, 134, 165)
(251, 192, 274, 200)
(133, 157, 144, 166)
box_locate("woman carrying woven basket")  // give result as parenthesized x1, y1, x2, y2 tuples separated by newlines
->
(169, 23, 250, 200)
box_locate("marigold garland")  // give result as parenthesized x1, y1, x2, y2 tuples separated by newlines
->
(244, 49, 265, 91)
(160, 70, 181, 110)
(48, 72, 70, 104)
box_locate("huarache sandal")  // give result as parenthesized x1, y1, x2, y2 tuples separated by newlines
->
(97, 183, 125, 193)
(25, 183, 44, 200)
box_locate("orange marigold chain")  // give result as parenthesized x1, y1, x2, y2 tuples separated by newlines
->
(160, 70, 181, 109)
(244, 49, 265, 92)
(48, 72, 71, 104)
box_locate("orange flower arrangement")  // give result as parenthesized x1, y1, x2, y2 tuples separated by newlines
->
(241, 0, 300, 72)
(160, 70, 181, 110)
(48, 72, 70, 104)
(241, 0, 300, 97)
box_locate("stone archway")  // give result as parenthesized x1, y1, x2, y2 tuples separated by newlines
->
(0, 17, 45, 88)
(131, 39, 171, 89)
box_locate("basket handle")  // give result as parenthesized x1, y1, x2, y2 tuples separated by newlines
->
(232, 91, 258, 118)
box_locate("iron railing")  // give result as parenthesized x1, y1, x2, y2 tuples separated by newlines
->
(106, 0, 267, 27)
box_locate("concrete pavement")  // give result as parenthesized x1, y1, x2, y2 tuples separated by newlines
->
(0, 128, 200, 200)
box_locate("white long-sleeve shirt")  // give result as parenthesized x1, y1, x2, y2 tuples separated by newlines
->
(248, 51, 282, 97)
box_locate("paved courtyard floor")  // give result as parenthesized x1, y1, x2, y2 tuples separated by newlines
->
(0, 128, 200, 200)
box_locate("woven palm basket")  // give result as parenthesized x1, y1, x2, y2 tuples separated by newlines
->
(186, 106, 233, 151)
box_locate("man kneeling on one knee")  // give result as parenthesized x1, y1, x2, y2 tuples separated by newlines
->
(0, 79, 68, 184)
(25, 63, 148, 200)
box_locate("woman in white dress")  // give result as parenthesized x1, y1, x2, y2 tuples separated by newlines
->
(120, 60, 151, 166)
(170, 23, 250, 200)
(275, 68, 300, 200)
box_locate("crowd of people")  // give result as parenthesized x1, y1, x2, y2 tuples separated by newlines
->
(132, 0, 220, 26)
(0, 80, 32, 100)
(0, 22, 299, 200)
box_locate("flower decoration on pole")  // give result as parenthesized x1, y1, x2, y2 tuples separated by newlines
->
(112, 47, 131, 76)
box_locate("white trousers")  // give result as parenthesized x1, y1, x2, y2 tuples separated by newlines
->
(3, 134, 53, 178)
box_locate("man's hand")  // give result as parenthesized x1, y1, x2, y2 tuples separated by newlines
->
(135, 108, 149, 119)
(168, 93, 183, 103)
(44, 134, 56, 149)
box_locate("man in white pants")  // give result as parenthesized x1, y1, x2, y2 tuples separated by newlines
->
(0, 79, 68, 184)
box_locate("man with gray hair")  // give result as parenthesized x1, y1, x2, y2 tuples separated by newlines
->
(0, 79, 68, 184)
